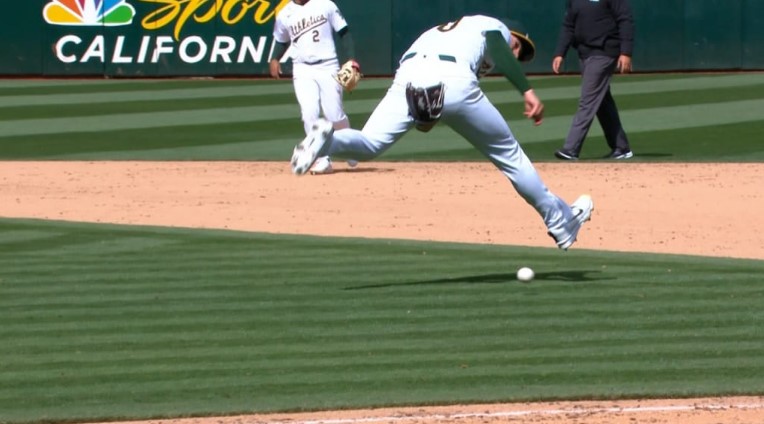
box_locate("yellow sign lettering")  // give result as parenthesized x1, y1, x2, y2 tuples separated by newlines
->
(140, 0, 290, 40)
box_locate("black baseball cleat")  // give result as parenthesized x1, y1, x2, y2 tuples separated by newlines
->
(554, 149, 579, 161)
(603, 149, 634, 159)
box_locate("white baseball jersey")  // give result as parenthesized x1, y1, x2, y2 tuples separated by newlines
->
(401, 15, 512, 78)
(273, 0, 348, 64)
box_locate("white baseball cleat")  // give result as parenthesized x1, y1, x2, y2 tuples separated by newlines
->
(548, 194, 594, 250)
(291, 119, 334, 176)
(310, 156, 334, 175)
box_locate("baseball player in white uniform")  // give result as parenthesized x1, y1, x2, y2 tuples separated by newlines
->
(270, 0, 357, 174)
(290, 15, 594, 250)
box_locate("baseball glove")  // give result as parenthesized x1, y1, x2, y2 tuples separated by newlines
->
(405, 82, 445, 132)
(335, 60, 362, 92)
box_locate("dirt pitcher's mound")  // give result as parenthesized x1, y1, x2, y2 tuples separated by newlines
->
(1, 161, 762, 260)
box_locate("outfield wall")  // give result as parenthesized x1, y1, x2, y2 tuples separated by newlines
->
(1, 0, 762, 77)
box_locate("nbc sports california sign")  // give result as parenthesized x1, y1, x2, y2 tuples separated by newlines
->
(42, 0, 290, 68)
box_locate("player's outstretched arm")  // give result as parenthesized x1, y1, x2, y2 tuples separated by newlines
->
(485, 31, 542, 125)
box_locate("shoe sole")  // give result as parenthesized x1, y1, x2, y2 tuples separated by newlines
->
(291, 121, 334, 175)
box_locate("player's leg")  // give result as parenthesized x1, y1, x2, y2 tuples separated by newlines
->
(317, 67, 350, 130)
(293, 65, 334, 174)
(316, 65, 357, 168)
(443, 79, 591, 248)
(291, 82, 409, 174)
(322, 81, 412, 160)
(597, 87, 632, 156)
(559, 55, 615, 157)
(292, 64, 322, 135)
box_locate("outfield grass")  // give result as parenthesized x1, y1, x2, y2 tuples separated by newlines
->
(0, 219, 762, 423)
(0, 73, 763, 161)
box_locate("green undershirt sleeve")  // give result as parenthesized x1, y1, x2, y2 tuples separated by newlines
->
(337, 27, 356, 61)
(271, 41, 289, 61)
(485, 30, 531, 94)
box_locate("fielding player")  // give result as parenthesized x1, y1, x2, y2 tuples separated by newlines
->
(291, 15, 594, 250)
(270, 0, 358, 174)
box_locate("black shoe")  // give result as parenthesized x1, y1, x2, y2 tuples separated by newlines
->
(604, 149, 634, 159)
(554, 149, 578, 161)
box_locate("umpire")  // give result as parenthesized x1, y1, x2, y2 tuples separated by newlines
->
(552, 0, 635, 160)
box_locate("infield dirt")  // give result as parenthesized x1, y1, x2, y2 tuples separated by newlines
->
(1, 161, 762, 423)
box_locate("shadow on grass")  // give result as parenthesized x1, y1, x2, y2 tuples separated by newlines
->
(344, 269, 609, 290)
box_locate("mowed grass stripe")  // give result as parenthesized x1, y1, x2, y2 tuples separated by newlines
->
(488, 72, 764, 103)
(2, 314, 759, 350)
(2, 292, 760, 330)
(3, 331, 760, 376)
(0, 78, 390, 102)
(5, 353, 764, 393)
(2, 73, 763, 135)
(0, 73, 757, 122)
(0, 219, 763, 421)
(0, 121, 300, 159)
(5, 79, 764, 122)
(2, 260, 761, 302)
(2, 274, 761, 310)
(1, 253, 761, 299)
(3, 95, 760, 153)
(1, 73, 758, 108)
(2, 364, 763, 407)
(3, 313, 759, 348)
(3, 285, 762, 315)
(0, 79, 285, 96)
(4, 338, 760, 372)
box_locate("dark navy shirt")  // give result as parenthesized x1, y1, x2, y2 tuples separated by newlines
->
(554, 0, 634, 59)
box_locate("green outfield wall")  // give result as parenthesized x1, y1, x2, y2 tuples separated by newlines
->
(1, 0, 762, 77)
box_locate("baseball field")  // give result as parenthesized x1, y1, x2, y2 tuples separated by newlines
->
(1, 73, 763, 424)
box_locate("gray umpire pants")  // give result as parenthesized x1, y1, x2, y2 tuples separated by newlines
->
(562, 55, 630, 155)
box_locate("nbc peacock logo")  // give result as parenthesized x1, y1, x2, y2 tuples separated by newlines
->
(43, 0, 135, 26)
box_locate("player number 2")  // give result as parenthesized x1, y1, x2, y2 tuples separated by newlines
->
(313, 30, 319, 42)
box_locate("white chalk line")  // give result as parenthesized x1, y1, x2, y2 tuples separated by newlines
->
(270, 402, 764, 424)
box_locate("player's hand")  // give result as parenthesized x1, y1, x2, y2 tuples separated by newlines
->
(269, 60, 282, 79)
(617, 55, 632, 74)
(523, 89, 544, 126)
(552, 56, 564, 74)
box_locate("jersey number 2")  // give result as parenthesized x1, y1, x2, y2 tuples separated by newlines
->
(312, 30, 320, 42)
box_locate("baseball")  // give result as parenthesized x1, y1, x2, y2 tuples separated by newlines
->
(516, 267, 535, 282)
